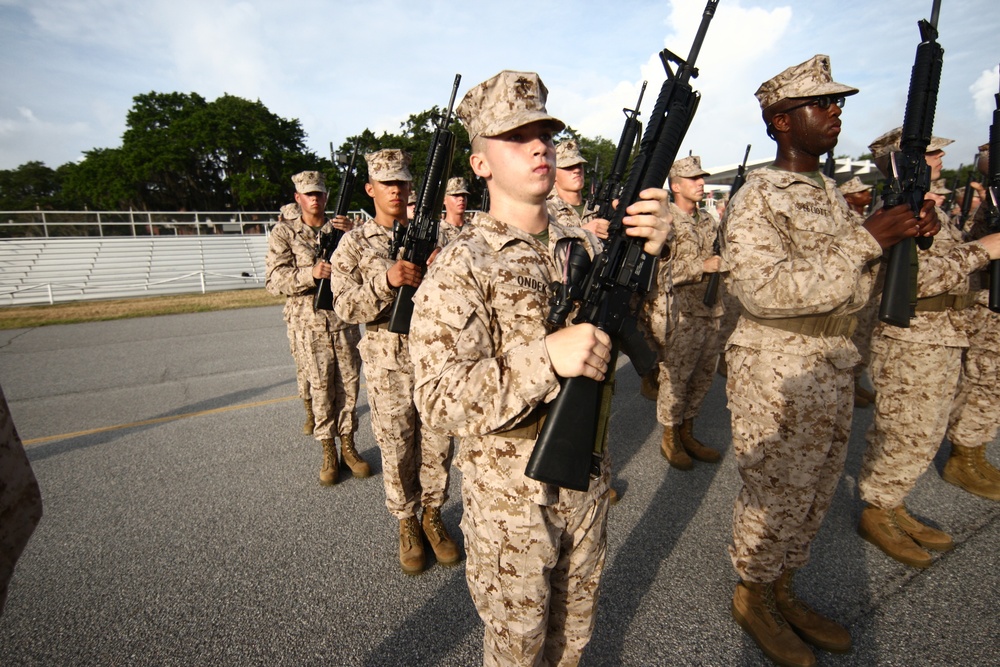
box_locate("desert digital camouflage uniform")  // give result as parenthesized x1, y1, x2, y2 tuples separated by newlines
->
(276, 203, 311, 401)
(410, 68, 620, 666)
(440, 176, 471, 246)
(722, 165, 881, 583)
(265, 211, 363, 441)
(948, 198, 1000, 453)
(547, 140, 597, 230)
(657, 200, 724, 427)
(856, 129, 993, 511)
(0, 383, 43, 616)
(838, 178, 879, 383)
(328, 218, 453, 521)
(546, 191, 597, 229)
(858, 208, 988, 509)
(410, 210, 609, 666)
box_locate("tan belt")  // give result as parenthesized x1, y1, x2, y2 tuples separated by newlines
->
(366, 318, 391, 331)
(915, 293, 976, 312)
(495, 406, 548, 440)
(743, 312, 857, 338)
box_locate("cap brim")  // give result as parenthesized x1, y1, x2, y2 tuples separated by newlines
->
(483, 111, 566, 138)
(788, 81, 859, 101)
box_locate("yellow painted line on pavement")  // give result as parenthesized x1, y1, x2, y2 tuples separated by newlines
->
(22, 395, 299, 445)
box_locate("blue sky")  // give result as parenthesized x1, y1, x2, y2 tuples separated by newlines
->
(0, 0, 996, 175)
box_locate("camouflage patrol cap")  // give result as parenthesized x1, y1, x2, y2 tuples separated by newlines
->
(291, 170, 328, 194)
(979, 142, 990, 158)
(365, 149, 413, 182)
(669, 155, 710, 179)
(555, 140, 588, 168)
(837, 177, 871, 195)
(456, 70, 566, 142)
(407, 191, 417, 205)
(867, 127, 954, 159)
(930, 178, 952, 196)
(445, 176, 471, 195)
(755, 55, 859, 110)
(279, 202, 301, 220)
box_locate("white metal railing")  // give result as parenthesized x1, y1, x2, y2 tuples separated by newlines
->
(0, 209, 374, 239)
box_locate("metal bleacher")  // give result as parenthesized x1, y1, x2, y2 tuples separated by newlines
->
(0, 233, 269, 306)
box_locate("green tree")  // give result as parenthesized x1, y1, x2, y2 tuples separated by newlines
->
(0, 161, 64, 210)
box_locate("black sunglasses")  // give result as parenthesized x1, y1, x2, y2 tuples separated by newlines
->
(781, 95, 847, 114)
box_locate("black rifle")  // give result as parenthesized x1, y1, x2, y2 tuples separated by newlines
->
(583, 155, 602, 213)
(591, 82, 647, 220)
(957, 171, 975, 229)
(525, 0, 719, 491)
(877, 0, 944, 328)
(386, 73, 461, 334)
(477, 175, 490, 212)
(944, 167, 962, 215)
(985, 73, 1000, 312)
(704, 143, 750, 306)
(822, 151, 837, 179)
(314, 140, 360, 311)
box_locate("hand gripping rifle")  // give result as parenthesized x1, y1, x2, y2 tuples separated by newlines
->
(704, 143, 749, 306)
(387, 73, 461, 334)
(525, 0, 719, 491)
(985, 72, 1000, 313)
(877, 0, 944, 328)
(314, 140, 360, 311)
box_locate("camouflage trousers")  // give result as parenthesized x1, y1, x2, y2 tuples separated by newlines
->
(289, 325, 362, 440)
(949, 304, 1000, 449)
(286, 326, 310, 399)
(363, 359, 453, 520)
(851, 296, 879, 379)
(726, 345, 852, 583)
(657, 312, 721, 426)
(0, 385, 43, 615)
(859, 336, 962, 510)
(462, 475, 610, 667)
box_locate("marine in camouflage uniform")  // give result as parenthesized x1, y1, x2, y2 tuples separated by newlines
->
(838, 177, 878, 408)
(946, 141, 1000, 499)
(265, 172, 368, 487)
(546, 139, 608, 240)
(722, 55, 929, 666)
(410, 69, 671, 667)
(441, 176, 471, 246)
(0, 383, 43, 617)
(654, 155, 725, 470)
(857, 131, 1000, 570)
(329, 149, 459, 575)
(276, 202, 312, 420)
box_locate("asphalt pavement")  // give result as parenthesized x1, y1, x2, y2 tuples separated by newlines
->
(0, 306, 997, 666)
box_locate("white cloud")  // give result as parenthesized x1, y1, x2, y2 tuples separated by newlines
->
(0, 106, 91, 168)
(971, 65, 1000, 119)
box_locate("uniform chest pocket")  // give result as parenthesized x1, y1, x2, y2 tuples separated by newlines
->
(491, 281, 549, 346)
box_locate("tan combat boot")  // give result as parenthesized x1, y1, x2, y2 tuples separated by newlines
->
(893, 505, 953, 551)
(422, 506, 460, 566)
(679, 418, 721, 463)
(857, 504, 932, 568)
(339, 433, 371, 478)
(971, 445, 1000, 485)
(943, 445, 1000, 500)
(302, 398, 315, 435)
(732, 580, 816, 667)
(399, 516, 426, 575)
(319, 438, 339, 486)
(774, 569, 851, 653)
(661, 425, 693, 470)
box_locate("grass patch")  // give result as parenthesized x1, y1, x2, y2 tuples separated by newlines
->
(0, 289, 285, 329)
